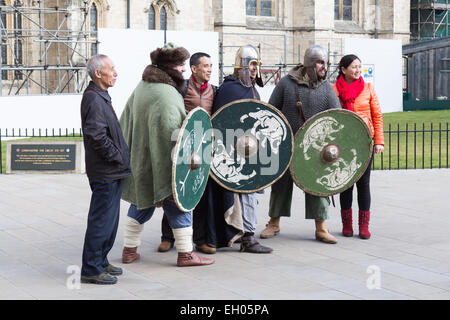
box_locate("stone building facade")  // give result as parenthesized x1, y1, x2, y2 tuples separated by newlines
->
(0, 0, 411, 95)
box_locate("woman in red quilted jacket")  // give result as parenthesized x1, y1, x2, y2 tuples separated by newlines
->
(332, 54, 384, 239)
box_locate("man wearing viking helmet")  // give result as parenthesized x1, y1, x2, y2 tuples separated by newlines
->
(211, 44, 273, 254)
(260, 45, 342, 244)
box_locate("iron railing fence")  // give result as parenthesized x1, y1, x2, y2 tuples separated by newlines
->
(372, 123, 449, 170)
(1, 123, 449, 173)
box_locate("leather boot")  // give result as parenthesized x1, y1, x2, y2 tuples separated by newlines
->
(177, 251, 215, 267)
(260, 218, 280, 239)
(341, 209, 353, 237)
(359, 210, 371, 239)
(315, 220, 337, 244)
(158, 241, 174, 252)
(195, 243, 216, 254)
(240, 235, 273, 253)
(315, 229, 337, 244)
(122, 247, 140, 264)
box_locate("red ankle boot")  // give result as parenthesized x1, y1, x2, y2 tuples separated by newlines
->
(358, 210, 371, 239)
(341, 209, 353, 237)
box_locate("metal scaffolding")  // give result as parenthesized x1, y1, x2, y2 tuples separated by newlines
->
(0, 0, 94, 96)
(411, 0, 450, 41)
(219, 32, 345, 85)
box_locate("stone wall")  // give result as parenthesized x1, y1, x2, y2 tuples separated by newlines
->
(1, 0, 412, 95)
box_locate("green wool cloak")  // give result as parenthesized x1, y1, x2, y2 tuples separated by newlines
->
(120, 79, 185, 210)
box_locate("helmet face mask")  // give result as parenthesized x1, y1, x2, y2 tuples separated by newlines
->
(234, 45, 264, 87)
(304, 45, 328, 68)
(303, 45, 329, 82)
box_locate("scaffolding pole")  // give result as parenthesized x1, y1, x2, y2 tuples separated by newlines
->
(411, 0, 450, 41)
(0, 0, 93, 96)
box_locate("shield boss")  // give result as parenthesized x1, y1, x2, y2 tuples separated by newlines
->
(210, 99, 293, 193)
(290, 109, 373, 196)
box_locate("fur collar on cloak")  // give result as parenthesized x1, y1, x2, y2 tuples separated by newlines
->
(142, 64, 186, 93)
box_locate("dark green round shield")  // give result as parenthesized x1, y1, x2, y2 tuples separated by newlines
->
(211, 99, 294, 193)
(172, 107, 213, 212)
(290, 109, 373, 196)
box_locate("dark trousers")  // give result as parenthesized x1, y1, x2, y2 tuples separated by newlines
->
(161, 213, 175, 243)
(340, 156, 373, 212)
(81, 179, 122, 276)
(192, 179, 215, 247)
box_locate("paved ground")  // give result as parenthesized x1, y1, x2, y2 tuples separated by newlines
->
(1, 169, 450, 300)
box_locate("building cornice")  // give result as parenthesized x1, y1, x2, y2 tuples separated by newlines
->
(214, 22, 247, 28)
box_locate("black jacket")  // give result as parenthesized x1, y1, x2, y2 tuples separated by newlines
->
(81, 81, 131, 181)
(212, 75, 260, 114)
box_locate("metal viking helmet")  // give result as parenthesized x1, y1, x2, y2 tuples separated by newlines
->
(234, 44, 264, 87)
(304, 45, 329, 68)
(303, 45, 329, 83)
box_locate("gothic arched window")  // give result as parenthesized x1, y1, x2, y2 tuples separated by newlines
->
(14, 0, 22, 34)
(90, 3, 98, 31)
(0, 0, 6, 79)
(160, 6, 167, 30)
(14, 0, 22, 79)
(0, 0, 5, 27)
(90, 3, 98, 56)
(246, 0, 273, 17)
(334, 0, 352, 21)
(246, 0, 256, 15)
(148, 5, 155, 30)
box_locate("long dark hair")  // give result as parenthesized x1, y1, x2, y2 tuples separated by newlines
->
(337, 54, 361, 79)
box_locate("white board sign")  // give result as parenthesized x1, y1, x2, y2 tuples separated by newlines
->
(362, 64, 374, 84)
(344, 38, 402, 113)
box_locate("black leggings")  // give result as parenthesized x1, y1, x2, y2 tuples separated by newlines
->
(339, 155, 373, 212)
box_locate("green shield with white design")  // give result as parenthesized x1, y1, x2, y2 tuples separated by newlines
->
(210, 99, 294, 193)
(290, 109, 373, 196)
(172, 107, 213, 212)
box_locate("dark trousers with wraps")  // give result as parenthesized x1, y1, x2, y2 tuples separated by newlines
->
(160, 179, 240, 248)
(81, 179, 122, 277)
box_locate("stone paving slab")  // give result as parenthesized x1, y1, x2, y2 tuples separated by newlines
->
(0, 169, 450, 300)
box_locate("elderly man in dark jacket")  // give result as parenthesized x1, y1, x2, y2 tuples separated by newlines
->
(80, 54, 131, 285)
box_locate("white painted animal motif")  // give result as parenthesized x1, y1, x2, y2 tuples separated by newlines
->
(240, 109, 287, 154)
(191, 167, 205, 195)
(211, 139, 256, 185)
(316, 149, 361, 191)
(300, 116, 344, 160)
(179, 130, 209, 196)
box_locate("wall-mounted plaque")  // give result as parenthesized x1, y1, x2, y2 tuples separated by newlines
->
(6, 141, 84, 173)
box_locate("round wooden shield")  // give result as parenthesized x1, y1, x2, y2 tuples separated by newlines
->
(290, 109, 374, 196)
(210, 99, 294, 193)
(172, 107, 213, 212)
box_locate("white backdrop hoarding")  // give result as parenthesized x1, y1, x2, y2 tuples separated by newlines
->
(99, 28, 219, 118)
(344, 38, 402, 113)
(0, 29, 219, 130)
(0, 95, 83, 131)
